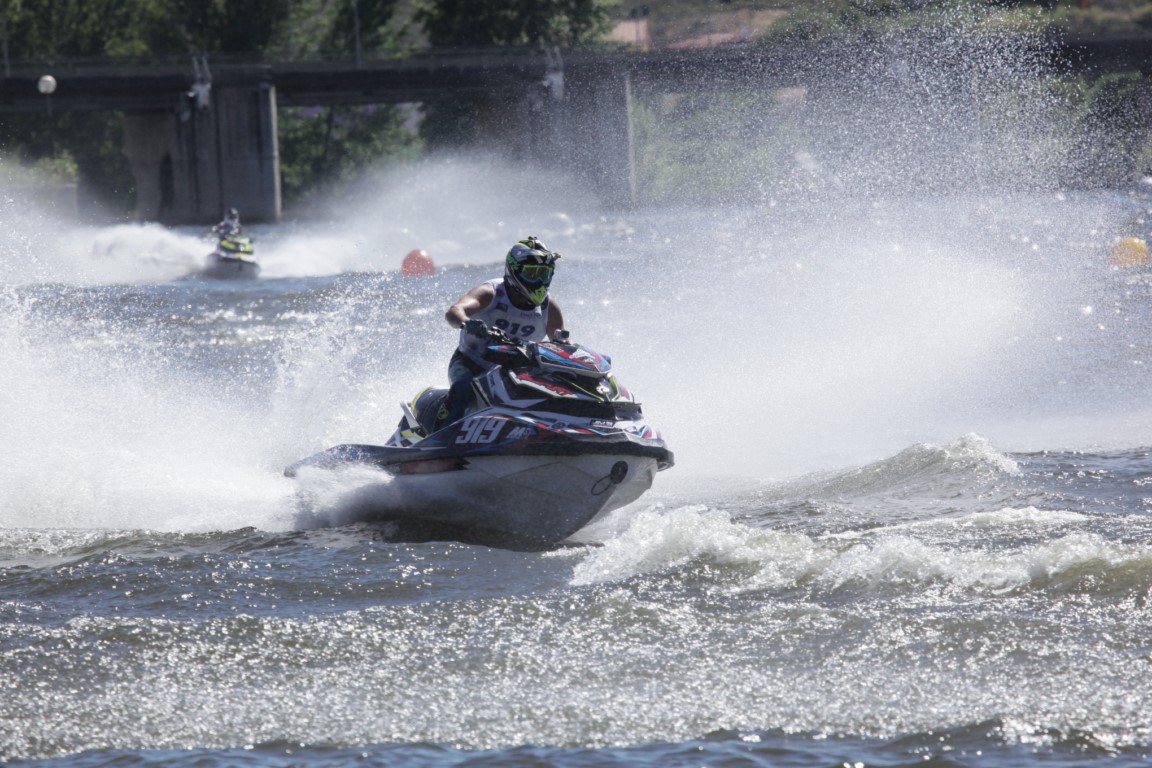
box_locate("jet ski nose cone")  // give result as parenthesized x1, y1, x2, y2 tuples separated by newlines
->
(610, 461, 628, 485)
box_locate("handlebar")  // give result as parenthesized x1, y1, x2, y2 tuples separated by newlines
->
(470, 322, 610, 379)
(468, 321, 569, 347)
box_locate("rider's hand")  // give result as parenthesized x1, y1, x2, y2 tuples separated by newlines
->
(463, 318, 488, 338)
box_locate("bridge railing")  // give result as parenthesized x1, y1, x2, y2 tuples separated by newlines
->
(1, 32, 1150, 114)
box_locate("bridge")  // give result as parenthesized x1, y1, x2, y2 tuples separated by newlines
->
(0, 35, 1147, 223)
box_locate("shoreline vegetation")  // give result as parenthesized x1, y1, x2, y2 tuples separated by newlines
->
(630, 4, 1152, 206)
(4, 0, 1152, 217)
(627, 0, 1152, 46)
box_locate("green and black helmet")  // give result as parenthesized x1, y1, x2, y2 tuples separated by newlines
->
(504, 236, 560, 306)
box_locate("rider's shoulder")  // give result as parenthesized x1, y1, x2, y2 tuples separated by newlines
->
(471, 280, 498, 297)
(459, 281, 496, 308)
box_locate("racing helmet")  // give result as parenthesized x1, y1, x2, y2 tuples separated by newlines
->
(504, 236, 559, 307)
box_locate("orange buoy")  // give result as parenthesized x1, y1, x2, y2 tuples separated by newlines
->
(402, 249, 436, 276)
(1110, 237, 1150, 267)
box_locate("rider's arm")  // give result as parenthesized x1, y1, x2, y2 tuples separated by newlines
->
(546, 300, 565, 339)
(445, 283, 494, 328)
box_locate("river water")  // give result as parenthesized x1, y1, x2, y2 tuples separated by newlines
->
(3, 155, 1152, 766)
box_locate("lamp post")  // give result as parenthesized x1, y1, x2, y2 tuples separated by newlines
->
(628, 6, 649, 49)
(37, 74, 56, 116)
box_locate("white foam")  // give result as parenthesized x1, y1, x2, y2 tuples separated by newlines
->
(0, 292, 298, 532)
(571, 505, 827, 586)
(573, 503, 1151, 595)
(252, 234, 366, 278)
(84, 223, 205, 283)
(289, 464, 398, 528)
(828, 505, 1091, 540)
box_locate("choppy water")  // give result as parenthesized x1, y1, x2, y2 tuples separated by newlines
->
(3, 178, 1152, 767)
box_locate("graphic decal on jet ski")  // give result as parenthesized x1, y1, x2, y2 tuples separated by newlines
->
(510, 371, 585, 398)
(396, 457, 466, 475)
(535, 344, 611, 376)
(455, 417, 505, 445)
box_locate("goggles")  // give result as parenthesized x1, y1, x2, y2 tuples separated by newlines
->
(516, 263, 554, 283)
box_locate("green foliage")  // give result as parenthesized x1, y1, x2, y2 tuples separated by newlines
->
(322, 0, 402, 55)
(279, 104, 422, 204)
(415, 0, 617, 150)
(418, 99, 476, 150)
(272, 2, 425, 204)
(270, 0, 413, 59)
(416, 0, 617, 47)
(1065, 73, 1152, 185)
(6, 0, 1152, 216)
(158, 0, 291, 55)
(766, 0, 920, 41)
(0, 109, 134, 215)
(633, 55, 1152, 204)
(766, 0, 1046, 41)
(632, 90, 809, 206)
(0, 0, 297, 216)
(61, 111, 137, 212)
(0, 0, 425, 215)
(1046, 0, 1152, 36)
(0, 0, 291, 59)
(1, 0, 163, 59)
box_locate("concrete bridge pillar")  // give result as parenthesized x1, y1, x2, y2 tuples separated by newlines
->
(123, 84, 281, 225)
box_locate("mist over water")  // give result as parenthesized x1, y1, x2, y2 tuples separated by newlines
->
(3, 20, 1152, 765)
(2, 185, 1150, 526)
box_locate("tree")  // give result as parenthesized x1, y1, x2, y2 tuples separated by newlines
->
(417, 0, 616, 48)
(0, 0, 290, 60)
(0, 0, 421, 215)
(273, 1, 420, 207)
(414, 0, 615, 150)
(322, 0, 402, 56)
(269, 0, 409, 59)
(0, 0, 298, 217)
(279, 103, 421, 205)
(158, 0, 291, 55)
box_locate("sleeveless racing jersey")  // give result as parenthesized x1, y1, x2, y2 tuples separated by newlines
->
(457, 278, 550, 368)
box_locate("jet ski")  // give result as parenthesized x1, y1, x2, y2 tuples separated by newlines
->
(200, 233, 259, 279)
(284, 327, 674, 549)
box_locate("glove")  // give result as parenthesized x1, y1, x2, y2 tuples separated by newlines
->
(463, 318, 488, 338)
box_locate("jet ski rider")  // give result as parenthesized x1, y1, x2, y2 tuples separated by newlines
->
(212, 207, 242, 236)
(442, 236, 567, 426)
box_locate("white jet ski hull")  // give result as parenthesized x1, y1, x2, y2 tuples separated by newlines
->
(389, 453, 657, 539)
(297, 453, 660, 547)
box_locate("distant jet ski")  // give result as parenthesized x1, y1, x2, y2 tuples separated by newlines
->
(201, 233, 259, 279)
(285, 326, 674, 549)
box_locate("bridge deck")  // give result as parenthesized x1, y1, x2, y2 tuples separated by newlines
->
(0, 36, 1147, 114)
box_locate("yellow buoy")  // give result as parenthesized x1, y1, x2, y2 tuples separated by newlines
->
(1110, 237, 1150, 267)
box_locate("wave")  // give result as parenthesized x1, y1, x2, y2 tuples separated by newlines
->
(774, 433, 1021, 502)
(570, 503, 1152, 599)
(0, 527, 312, 570)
